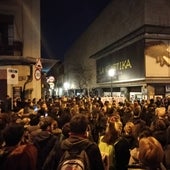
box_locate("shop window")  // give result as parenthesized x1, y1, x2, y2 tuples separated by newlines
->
(155, 86, 165, 95)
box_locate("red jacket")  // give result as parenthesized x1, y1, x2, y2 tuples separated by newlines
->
(3, 144, 37, 170)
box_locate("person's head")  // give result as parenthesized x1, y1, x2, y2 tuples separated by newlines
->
(39, 116, 52, 131)
(62, 122, 71, 138)
(102, 121, 119, 145)
(124, 122, 134, 135)
(114, 121, 123, 135)
(138, 127, 152, 140)
(133, 105, 141, 118)
(155, 107, 166, 117)
(138, 136, 164, 168)
(70, 114, 89, 135)
(3, 123, 24, 146)
(40, 102, 48, 111)
(108, 112, 121, 123)
(106, 104, 116, 116)
(51, 120, 59, 129)
(151, 119, 166, 131)
(29, 114, 40, 126)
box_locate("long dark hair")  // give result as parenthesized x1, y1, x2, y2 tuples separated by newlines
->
(102, 121, 119, 145)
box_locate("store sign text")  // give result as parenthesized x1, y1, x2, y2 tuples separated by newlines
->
(98, 59, 132, 74)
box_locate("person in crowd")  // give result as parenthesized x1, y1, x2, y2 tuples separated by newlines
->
(55, 101, 72, 129)
(0, 123, 37, 170)
(26, 114, 41, 142)
(60, 122, 71, 140)
(2, 95, 12, 113)
(163, 125, 170, 169)
(116, 102, 124, 119)
(113, 120, 130, 170)
(98, 121, 116, 170)
(97, 109, 108, 138)
(37, 102, 48, 117)
(50, 119, 62, 136)
(32, 98, 40, 110)
(131, 104, 147, 146)
(89, 109, 105, 143)
(146, 99, 157, 126)
(32, 116, 58, 170)
(122, 121, 136, 149)
(149, 107, 170, 148)
(17, 99, 35, 118)
(150, 118, 167, 148)
(151, 107, 170, 129)
(139, 99, 148, 123)
(128, 127, 153, 166)
(121, 101, 133, 126)
(0, 113, 12, 146)
(42, 122, 70, 170)
(138, 136, 166, 170)
(3, 95, 170, 169)
(55, 114, 104, 170)
(155, 106, 170, 127)
(13, 97, 22, 112)
(103, 113, 130, 170)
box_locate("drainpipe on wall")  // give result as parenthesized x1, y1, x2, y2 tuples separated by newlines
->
(21, 64, 33, 101)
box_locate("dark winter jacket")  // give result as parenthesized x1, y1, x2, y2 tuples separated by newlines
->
(114, 137, 130, 170)
(0, 144, 37, 170)
(33, 131, 57, 170)
(56, 134, 104, 170)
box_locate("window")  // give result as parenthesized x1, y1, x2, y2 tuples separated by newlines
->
(0, 14, 14, 55)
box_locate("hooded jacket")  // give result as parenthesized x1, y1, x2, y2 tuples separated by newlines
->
(33, 131, 57, 170)
(57, 134, 104, 170)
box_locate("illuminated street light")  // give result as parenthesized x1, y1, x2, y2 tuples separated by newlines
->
(108, 68, 115, 97)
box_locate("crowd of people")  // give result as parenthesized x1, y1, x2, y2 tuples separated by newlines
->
(0, 95, 170, 170)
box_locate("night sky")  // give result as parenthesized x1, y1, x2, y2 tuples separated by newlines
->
(40, 0, 111, 61)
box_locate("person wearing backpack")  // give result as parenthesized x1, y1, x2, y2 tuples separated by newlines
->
(56, 113, 104, 170)
(32, 117, 58, 170)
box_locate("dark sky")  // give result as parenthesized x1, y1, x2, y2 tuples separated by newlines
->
(40, 0, 111, 61)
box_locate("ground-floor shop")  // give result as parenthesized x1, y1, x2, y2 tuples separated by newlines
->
(91, 27, 170, 103)
(95, 83, 170, 102)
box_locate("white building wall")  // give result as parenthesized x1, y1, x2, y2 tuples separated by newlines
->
(22, 0, 40, 57)
(0, 0, 41, 100)
(22, 0, 41, 99)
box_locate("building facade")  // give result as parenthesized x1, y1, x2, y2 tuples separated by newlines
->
(0, 0, 42, 102)
(64, 0, 170, 101)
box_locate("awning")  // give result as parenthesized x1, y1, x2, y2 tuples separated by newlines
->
(0, 55, 59, 73)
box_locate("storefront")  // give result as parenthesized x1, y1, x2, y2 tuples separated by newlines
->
(94, 31, 170, 101)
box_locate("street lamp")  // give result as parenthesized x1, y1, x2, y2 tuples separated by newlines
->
(108, 68, 115, 97)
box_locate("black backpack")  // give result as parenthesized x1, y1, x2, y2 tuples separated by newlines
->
(33, 133, 57, 170)
(57, 144, 91, 170)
